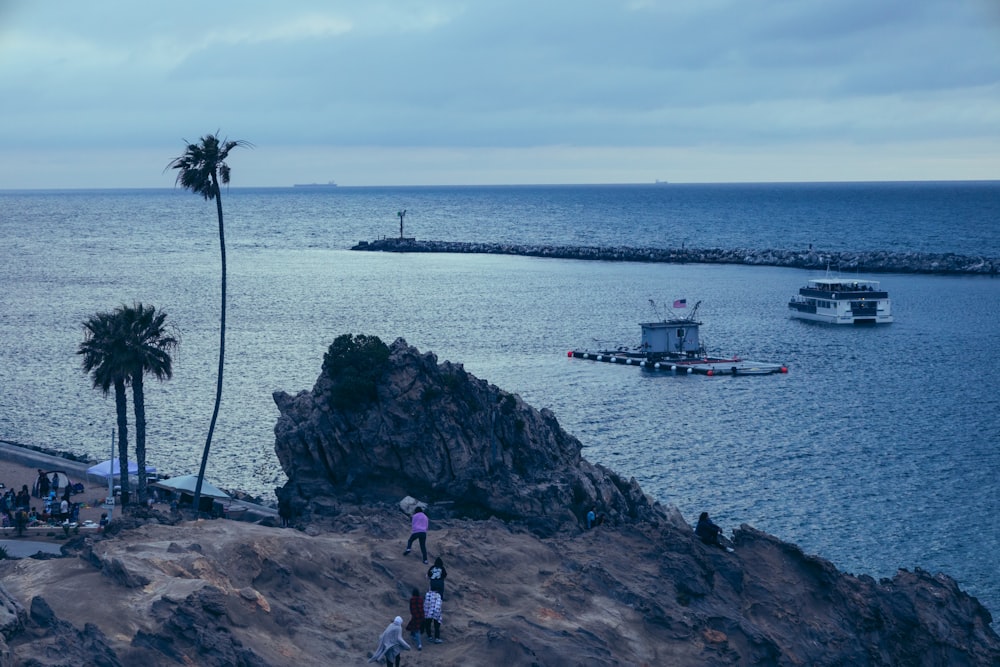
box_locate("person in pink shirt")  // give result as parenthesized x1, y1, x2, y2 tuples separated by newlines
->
(403, 506, 429, 563)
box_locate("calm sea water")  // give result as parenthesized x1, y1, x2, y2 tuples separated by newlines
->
(1, 182, 998, 619)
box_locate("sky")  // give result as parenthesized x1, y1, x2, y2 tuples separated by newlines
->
(1, 0, 999, 188)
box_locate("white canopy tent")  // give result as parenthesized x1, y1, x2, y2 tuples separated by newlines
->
(86, 459, 157, 479)
(151, 474, 230, 500)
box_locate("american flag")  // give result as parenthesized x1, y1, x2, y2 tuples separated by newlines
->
(673, 299, 687, 308)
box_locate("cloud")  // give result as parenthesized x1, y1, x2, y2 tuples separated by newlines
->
(1, 0, 999, 186)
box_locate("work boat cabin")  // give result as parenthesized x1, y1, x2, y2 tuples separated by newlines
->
(639, 319, 705, 358)
(788, 278, 893, 325)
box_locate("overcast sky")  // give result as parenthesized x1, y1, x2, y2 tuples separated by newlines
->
(2, 0, 999, 188)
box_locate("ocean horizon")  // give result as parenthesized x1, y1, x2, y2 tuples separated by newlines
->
(4, 177, 1000, 193)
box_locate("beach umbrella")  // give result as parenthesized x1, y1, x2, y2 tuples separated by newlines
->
(152, 474, 229, 499)
(86, 459, 157, 479)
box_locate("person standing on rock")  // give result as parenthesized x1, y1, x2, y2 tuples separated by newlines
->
(368, 616, 410, 667)
(277, 494, 292, 527)
(403, 506, 429, 564)
(427, 556, 447, 600)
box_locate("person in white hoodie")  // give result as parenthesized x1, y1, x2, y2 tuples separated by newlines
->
(368, 616, 410, 667)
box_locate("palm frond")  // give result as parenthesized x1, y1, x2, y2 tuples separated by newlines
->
(166, 133, 252, 199)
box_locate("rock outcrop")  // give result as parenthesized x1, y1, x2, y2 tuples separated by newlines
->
(2, 508, 998, 666)
(0, 337, 996, 665)
(273, 335, 657, 535)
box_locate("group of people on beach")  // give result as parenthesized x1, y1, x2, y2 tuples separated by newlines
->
(368, 506, 449, 667)
(1, 473, 81, 535)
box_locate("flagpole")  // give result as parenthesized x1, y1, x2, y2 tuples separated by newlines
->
(108, 428, 114, 520)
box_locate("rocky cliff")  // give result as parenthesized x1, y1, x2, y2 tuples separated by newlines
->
(1, 335, 997, 666)
(272, 335, 658, 535)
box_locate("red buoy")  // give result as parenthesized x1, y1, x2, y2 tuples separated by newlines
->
(780, 366, 788, 373)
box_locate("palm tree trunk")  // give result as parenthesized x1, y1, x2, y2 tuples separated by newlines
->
(131, 372, 147, 504)
(194, 177, 226, 513)
(114, 379, 130, 506)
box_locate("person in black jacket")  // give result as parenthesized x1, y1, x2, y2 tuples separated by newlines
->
(427, 557, 447, 599)
(695, 511, 732, 551)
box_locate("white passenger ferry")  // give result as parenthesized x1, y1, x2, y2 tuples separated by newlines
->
(788, 277, 893, 325)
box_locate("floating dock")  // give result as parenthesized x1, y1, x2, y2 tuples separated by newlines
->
(568, 303, 787, 376)
(567, 349, 786, 376)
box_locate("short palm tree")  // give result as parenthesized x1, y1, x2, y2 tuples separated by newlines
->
(117, 303, 178, 504)
(168, 132, 251, 512)
(79, 310, 133, 504)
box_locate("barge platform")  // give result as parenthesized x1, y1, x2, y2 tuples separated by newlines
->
(568, 300, 787, 376)
(567, 349, 787, 376)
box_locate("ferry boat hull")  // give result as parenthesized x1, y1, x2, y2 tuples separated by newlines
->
(788, 278, 892, 325)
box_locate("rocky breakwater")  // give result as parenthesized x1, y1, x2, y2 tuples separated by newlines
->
(352, 237, 1000, 275)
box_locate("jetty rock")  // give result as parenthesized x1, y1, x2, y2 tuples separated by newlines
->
(272, 335, 657, 534)
(352, 238, 1000, 275)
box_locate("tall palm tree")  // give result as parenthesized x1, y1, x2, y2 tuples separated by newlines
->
(168, 132, 251, 512)
(117, 303, 178, 504)
(79, 310, 133, 505)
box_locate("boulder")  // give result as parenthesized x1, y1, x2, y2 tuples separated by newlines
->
(274, 335, 660, 534)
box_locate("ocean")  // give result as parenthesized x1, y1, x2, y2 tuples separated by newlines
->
(1, 182, 998, 619)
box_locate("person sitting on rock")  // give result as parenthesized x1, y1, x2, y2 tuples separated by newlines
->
(696, 511, 732, 551)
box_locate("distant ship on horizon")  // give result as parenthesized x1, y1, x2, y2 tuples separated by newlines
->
(292, 180, 338, 188)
